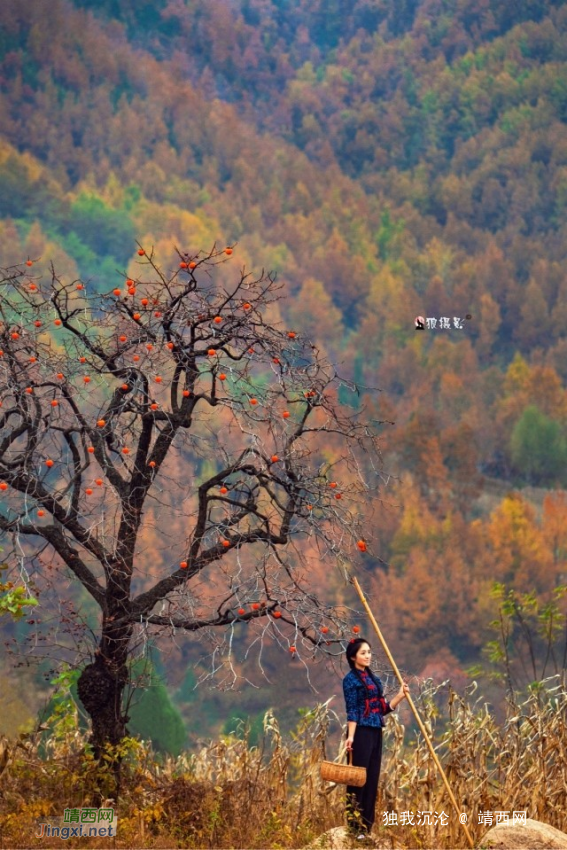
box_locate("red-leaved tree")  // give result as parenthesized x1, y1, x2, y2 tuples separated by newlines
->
(0, 245, 382, 757)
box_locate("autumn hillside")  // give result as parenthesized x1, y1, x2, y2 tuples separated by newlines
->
(1, 0, 567, 744)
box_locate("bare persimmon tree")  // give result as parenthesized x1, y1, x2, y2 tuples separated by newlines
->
(0, 245, 383, 756)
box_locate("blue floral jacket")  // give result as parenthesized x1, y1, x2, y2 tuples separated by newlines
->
(343, 668, 393, 728)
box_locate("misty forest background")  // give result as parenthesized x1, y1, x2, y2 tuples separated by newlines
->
(2, 0, 567, 756)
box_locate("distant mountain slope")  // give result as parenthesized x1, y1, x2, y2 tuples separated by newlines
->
(2, 0, 567, 483)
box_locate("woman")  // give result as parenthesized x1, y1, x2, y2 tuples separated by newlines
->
(343, 637, 409, 839)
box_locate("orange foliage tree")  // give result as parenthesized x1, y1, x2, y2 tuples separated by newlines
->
(0, 246, 382, 756)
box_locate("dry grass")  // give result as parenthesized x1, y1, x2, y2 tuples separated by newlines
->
(0, 681, 565, 849)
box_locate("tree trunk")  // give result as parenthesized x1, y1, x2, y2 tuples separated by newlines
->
(77, 645, 130, 804)
(77, 653, 129, 755)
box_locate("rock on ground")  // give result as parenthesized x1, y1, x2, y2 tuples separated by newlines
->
(308, 818, 567, 850)
(306, 826, 392, 850)
(481, 817, 567, 849)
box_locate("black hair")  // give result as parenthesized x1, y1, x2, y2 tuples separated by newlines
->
(345, 637, 384, 698)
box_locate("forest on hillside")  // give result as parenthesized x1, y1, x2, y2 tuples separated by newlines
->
(1, 0, 567, 750)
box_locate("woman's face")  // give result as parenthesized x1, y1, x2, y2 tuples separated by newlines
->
(354, 642, 371, 668)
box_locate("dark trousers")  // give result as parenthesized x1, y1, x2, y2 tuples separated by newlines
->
(346, 725, 383, 834)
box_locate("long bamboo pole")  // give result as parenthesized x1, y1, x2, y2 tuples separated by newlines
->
(351, 575, 475, 849)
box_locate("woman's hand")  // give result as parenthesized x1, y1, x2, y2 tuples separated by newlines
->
(346, 721, 357, 751)
(390, 680, 410, 710)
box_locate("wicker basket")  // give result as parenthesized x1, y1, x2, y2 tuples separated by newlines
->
(320, 752, 366, 787)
